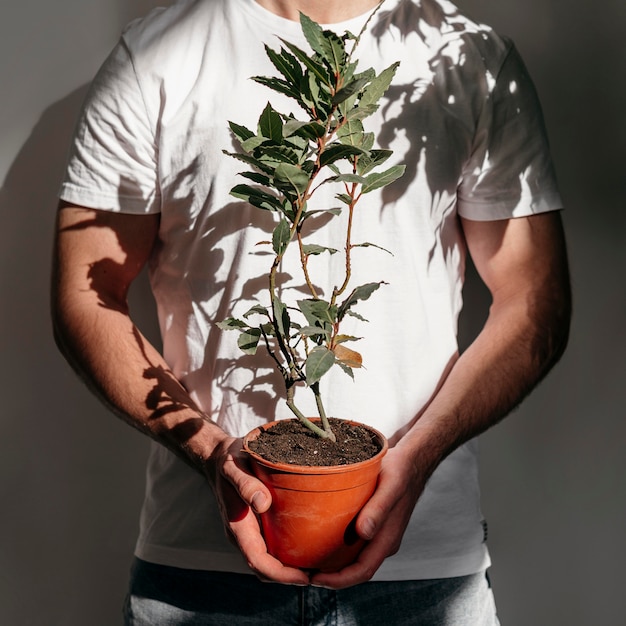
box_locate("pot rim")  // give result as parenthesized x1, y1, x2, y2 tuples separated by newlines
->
(242, 418, 389, 475)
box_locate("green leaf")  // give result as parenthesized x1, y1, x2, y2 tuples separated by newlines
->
(305, 346, 335, 385)
(299, 325, 330, 341)
(281, 199, 297, 221)
(258, 103, 283, 142)
(298, 74, 316, 110)
(319, 144, 363, 167)
(341, 59, 359, 82)
(307, 70, 325, 110)
(337, 282, 384, 321)
(335, 192, 353, 205)
(274, 163, 310, 195)
(346, 310, 368, 323)
(334, 334, 361, 344)
(228, 121, 255, 143)
(301, 160, 317, 174)
(337, 118, 364, 146)
(241, 135, 265, 153)
(264, 44, 303, 85)
(257, 145, 301, 166)
(260, 322, 276, 336)
(283, 119, 326, 140)
(337, 69, 374, 116)
(302, 244, 338, 256)
(297, 298, 337, 327)
(320, 32, 346, 75)
(237, 328, 262, 355)
(300, 13, 325, 56)
(253, 76, 300, 100)
(216, 317, 248, 331)
(272, 296, 291, 338)
(332, 173, 366, 185)
(361, 165, 406, 193)
(345, 103, 379, 122)
(272, 218, 292, 255)
(243, 305, 269, 319)
(354, 242, 393, 255)
(361, 133, 375, 152)
(223, 150, 274, 175)
(302, 207, 342, 220)
(280, 39, 332, 87)
(337, 361, 355, 379)
(356, 149, 392, 175)
(230, 184, 283, 211)
(332, 76, 370, 106)
(358, 62, 400, 110)
(239, 171, 271, 186)
(284, 135, 310, 156)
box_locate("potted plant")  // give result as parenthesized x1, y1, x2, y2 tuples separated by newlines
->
(218, 8, 404, 571)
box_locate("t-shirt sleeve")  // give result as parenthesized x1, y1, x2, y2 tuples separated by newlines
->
(59, 39, 161, 214)
(457, 42, 562, 221)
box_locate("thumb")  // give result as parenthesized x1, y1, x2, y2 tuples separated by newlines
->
(355, 482, 395, 541)
(354, 463, 404, 541)
(249, 487, 271, 514)
(220, 444, 272, 514)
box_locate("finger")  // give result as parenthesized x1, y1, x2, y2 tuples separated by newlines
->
(355, 469, 402, 541)
(220, 440, 272, 514)
(226, 493, 310, 586)
(355, 449, 423, 541)
(215, 449, 310, 586)
(309, 539, 388, 589)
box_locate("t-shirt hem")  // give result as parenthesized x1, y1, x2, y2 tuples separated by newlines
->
(135, 542, 253, 575)
(458, 190, 563, 221)
(371, 546, 491, 581)
(59, 183, 161, 214)
(135, 542, 491, 581)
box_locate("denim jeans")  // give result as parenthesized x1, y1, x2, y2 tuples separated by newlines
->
(123, 558, 500, 625)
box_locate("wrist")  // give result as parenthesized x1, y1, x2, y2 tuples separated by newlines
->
(155, 408, 230, 475)
(395, 415, 455, 481)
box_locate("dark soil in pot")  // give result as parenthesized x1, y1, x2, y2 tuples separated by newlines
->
(247, 418, 382, 467)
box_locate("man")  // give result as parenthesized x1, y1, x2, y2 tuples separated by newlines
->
(52, 0, 571, 623)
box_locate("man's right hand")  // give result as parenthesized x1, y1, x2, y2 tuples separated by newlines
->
(52, 204, 309, 586)
(204, 435, 311, 585)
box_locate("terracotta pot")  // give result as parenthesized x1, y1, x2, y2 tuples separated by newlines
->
(243, 419, 388, 572)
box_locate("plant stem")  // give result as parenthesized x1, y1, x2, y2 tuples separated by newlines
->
(311, 382, 334, 437)
(296, 228, 320, 299)
(286, 386, 336, 441)
(347, 0, 387, 63)
(332, 179, 359, 305)
(265, 8, 391, 438)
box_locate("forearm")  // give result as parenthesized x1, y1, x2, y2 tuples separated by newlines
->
(53, 295, 228, 472)
(52, 208, 311, 586)
(51, 205, 229, 475)
(56, 299, 223, 461)
(310, 294, 570, 589)
(398, 267, 570, 476)
(398, 213, 572, 474)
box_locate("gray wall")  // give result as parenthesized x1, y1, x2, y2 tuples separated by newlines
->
(1, 1, 623, 624)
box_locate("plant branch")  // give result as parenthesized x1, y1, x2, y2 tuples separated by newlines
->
(347, 0, 387, 64)
(286, 386, 336, 441)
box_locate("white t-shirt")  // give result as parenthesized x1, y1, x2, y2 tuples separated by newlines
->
(60, 0, 561, 580)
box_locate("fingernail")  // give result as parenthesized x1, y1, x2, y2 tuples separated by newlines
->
(251, 491, 266, 512)
(361, 518, 376, 539)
